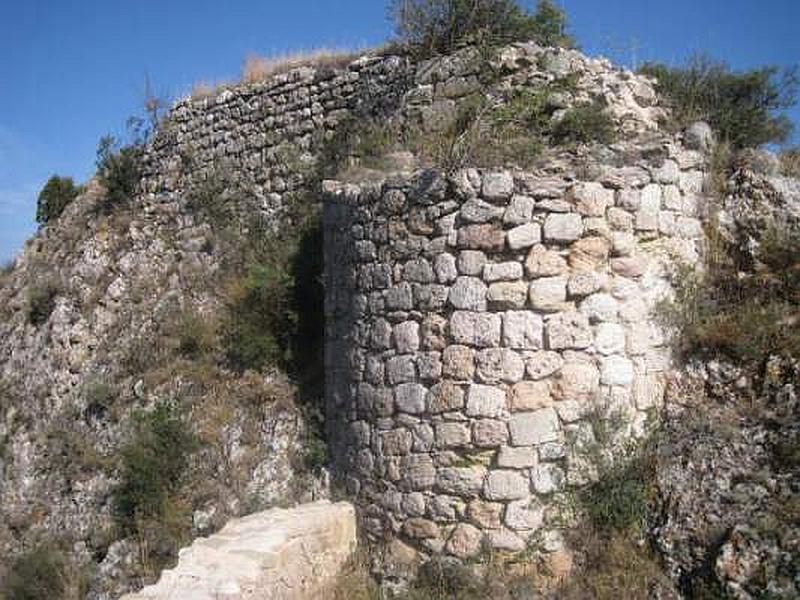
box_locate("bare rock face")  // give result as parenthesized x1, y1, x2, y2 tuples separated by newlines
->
(654, 360, 799, 599)
(121, 501, 357, 600)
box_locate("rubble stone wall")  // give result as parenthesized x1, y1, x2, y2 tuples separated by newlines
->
(139, 54, 413, 214)
(324, 151, 707, 558)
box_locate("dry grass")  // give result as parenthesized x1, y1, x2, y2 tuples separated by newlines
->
(780, 147, 800, 178)
(190, 80, 235, 101)
(241, 48, 362, 84)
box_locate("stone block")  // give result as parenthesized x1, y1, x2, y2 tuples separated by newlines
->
(503, 195, 535, 225)
(450, 311, 501, 347)
(572, 182, 613, 216)
(476, 348, 525, 383)
(449, 276, 487, 310)
(393, 321, 420, 353)
(529, 276, 568, 311)
(525, 350, 564, 380)
(509, 409, 560, 446)
(395, 383, 427, 414)
(546, 311, 592, 350)
(460, 199, 504, 223)
(502, 311, 544, 350)
(457, 250, 487, 275)
(472, 419, 509, 448)
(507, 223, 542, 250)
(442, 345, 475, 380)
(525, 244, 568, 277)
(509, 381, 552, 412)
(543, 213, 583, 243)
(427, 381, 465, 413)
(483, 261, 523, 282)
(436, 467, 486, 498)
(488, 281, 529, 309)
(465, 384, 507, 418)
(386, 355, 416, 384)
(435, 422, 471, 448)
(497, 446, 537, 469)
(482, 171, 514, 201)
(484, 471, 530, 501)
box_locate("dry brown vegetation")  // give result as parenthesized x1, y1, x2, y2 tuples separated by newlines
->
(241, 48, 362, 84)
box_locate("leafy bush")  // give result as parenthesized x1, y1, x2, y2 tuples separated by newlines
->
(96, 135, 143, 210)
(391, 0, 573, 58)
(640, 56, 798, 149)
(27, 279, 60, 326)
(113, 403, 197, 533)
(3, 545, 67, 600)
(551, 101, 616, 145)
(36, 176, 80, 225)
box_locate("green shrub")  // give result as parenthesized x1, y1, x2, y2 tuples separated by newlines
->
(551, 101, 616, 145)
(390, 0, 573, 58)
(83, 380, 116, 421)
(113, 403, 197, 533)
(27, 279, 60, 326)
(36, 176, 80, 225)
(640, 56, 798, 149)
(3, 545, 66, 600)
(96, 135, 143, 210)
(222, 262, 295, 372)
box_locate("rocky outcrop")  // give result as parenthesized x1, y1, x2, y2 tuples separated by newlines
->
(121, 501, 357, 600)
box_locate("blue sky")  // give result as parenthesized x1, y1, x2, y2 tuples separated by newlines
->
(1, 0, 798, 262)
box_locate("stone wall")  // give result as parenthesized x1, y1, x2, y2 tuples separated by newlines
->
(139, 54, 412, 216)
(324, 149, 707, 559)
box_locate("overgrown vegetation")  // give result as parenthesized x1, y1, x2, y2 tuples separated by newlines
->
(36, 176, 81, 225)
(640, 56, 798, 149)
(26, 278, 60, 326)
(1, 543, 90, 600)
(659, 224, 800, 365)
(391, 0, 573, 59)
(332, 74, 614, 175)
(112, 403, 197, 573)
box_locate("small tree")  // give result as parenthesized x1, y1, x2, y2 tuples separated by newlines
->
(390, 0, 573, 58)
(640, 56, 798, 149)
(36, 175, 80, 224)
(96, 135, 143, 210)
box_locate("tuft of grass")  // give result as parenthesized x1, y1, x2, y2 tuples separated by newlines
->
(557, 531, 673, 599)
(241, 48, 361, 84)
(176, 311, 217, 361)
